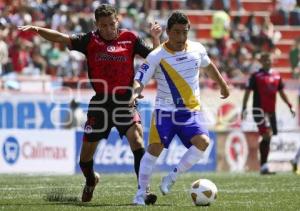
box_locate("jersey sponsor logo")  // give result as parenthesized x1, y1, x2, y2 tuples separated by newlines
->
(96, 53, 127, 62)
(140, 63, 149, 71)
(2, 136, 20, 165)
(117, 41, 132, 44)
(107, 45, 116, 52)
(176, 56, 188, 61)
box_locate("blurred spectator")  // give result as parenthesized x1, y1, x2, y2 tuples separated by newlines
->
(205, 0, 242, 11)
(230, 15, 250, 43)
(63, 99, 86, 129)
(289, 37, 300, 78)
(246, 52, 261, 75)
(51, 4, 70, 30)
(156, 0, 173, 10)
(0, 0, 298, 83)
(0, 39, 8, 75)
(30, 46, 47, 75)
(277, 0, 296, 25)
(210, 10, 231, 57)
(245, 13, 260, 45)
(290, 0, 300, 25)
(0, 19, 9, 75)
(235, 47, 252, 75)
(9, 39, 32, 74)
(186, 0, 203, 9)
(223, 52, 244, 79)
(259, 16, 276, 51)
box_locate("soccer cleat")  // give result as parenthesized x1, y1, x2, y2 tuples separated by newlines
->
(260, 168, 276, 175)
(133, 190, 146, 206)
(160, 175, 175, 195)
(260, 164, 275, 175)
(290, 160, 297, 173)
(81, 172, 100, 202)
(145, 186, 157, 205)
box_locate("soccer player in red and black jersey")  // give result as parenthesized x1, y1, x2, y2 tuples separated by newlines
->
(18, 4, 162, 204)
(242, 52, 296, 174)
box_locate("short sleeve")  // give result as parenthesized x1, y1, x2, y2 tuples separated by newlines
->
(134, 37, 152, 59)
(69, 32, 91, 55)
(200, 52, 211, 68)
(134, 52, 159, 85)
(278, 78, 284, 90)
(198, 44, 211, 68)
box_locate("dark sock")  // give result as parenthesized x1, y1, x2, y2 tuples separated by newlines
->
(79, 160, 95, 186)
(133, 148, 145, 179)
(259, 138, 270, 166)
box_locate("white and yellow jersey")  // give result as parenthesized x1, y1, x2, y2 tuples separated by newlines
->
(135, 40, 211, 111)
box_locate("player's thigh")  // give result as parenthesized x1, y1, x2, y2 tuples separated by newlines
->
(253, 110, 269, 136)
(190, 134, 210, 151)
(80, 96, 113, 161)
(176, 111, 209, 150)
(148, 109, 175, 149)
(113, 105, 144, 149)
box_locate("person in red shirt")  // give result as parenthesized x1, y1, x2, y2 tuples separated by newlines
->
(242, 52, 295, 174)
(18, 4, 162, 204)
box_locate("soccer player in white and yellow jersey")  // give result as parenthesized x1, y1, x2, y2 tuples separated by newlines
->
(131, 11, 230, 205)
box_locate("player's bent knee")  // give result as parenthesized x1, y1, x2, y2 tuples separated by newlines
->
(126, 123, 144, 150)
(262, 131, 272, 140)
(147, 143, 163, 157)
(191, 135, 210, 151)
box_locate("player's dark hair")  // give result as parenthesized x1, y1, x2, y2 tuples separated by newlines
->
(167, 11, 190, 30)
(95, 4, 117, 21)
(260, 52, 271, 58)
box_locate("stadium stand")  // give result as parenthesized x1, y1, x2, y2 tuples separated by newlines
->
(0, 0, 299, 86)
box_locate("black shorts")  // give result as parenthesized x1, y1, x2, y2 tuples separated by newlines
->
(252, 110, 277, 135)
(83, 94, 141, 142)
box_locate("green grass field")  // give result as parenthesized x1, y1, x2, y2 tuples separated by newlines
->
(0, 172, 299, 211)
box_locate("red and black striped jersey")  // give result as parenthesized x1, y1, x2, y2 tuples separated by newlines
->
(246, 69, 284, 113)
(69, 29, 152, 95)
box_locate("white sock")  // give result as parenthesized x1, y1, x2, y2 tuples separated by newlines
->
(138, 152, 158, 192)
(169, 145, 204, 181)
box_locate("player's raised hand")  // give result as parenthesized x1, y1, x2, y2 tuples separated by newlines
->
(129, 93, 144, 107)
(149, 21, 162, 39)
(220, 84, 230, 99)
(290, 107, 296, 118)
(18, 25, 38, 32)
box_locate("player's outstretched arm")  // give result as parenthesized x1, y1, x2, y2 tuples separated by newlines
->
(18, 25, 71, 45)
(203, 62, 229, 99)
(279, 89, 296, 117)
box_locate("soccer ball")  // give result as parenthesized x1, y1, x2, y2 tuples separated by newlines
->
(189, 179, 218, 206)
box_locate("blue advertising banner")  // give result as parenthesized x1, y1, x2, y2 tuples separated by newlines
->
(75, 130, 217, 173)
